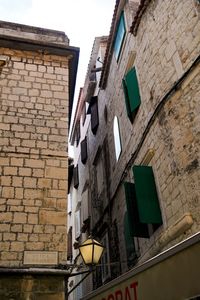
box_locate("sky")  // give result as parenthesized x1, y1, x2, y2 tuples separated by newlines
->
(0, 0, 116, 115)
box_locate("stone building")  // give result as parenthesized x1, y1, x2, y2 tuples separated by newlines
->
(69, 0, 200, 298)
(68, 36, 108, 299)
(0, 21, 79, 299)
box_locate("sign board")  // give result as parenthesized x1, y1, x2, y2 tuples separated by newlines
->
(24, 251, 58, 265)
(82, 234, 200, 300)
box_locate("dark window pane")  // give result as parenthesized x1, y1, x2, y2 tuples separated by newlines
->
(124, 182, 149, 238)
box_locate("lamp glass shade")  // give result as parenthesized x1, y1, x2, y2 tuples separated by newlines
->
(79, 238, 104, 266)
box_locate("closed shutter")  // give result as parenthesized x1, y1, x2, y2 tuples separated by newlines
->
(81, 137, 87, 164)
(91, 100, 99, 134)
(73, 165, 79, 189)
(132, 166, 162, 224)
(122, 67, 141, 122)
(124, 182, 149, 238)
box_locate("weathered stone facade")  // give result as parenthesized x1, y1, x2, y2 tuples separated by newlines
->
(0, 21, 79, 299)
(70, 0, 200, 297)
(68, 36, 108, 299)
(100, 0, 200, 267)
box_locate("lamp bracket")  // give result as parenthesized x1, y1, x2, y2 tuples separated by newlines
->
(67, 268, 94, 296)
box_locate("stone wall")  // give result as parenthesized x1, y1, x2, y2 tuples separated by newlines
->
(0, 47, 69, 266)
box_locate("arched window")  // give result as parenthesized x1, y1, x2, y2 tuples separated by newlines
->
(113, 116, 122, 161)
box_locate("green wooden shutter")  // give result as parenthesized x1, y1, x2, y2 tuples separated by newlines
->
(132, 166, 162, 224)
(125, 67, 141, 111)
(122, 79, 132, 121)
(122, 67, 141, 122)
(124, 182, 149, 238)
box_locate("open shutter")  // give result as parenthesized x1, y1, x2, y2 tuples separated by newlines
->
(73, 165, 79, 189)
(124, 182, 149, 238)
(81, 137, 87, 164)
(122, 79, 132, 120)
(126, 67, 141, 111)
(132, 166, 162, 224)
(91, 100, 99, 134)
(123, 67, 141, 122)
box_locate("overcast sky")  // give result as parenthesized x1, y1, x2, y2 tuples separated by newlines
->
(0, 0, 115, 110)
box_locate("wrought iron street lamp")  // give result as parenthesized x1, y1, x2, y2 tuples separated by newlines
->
(67, 237, 104, 298)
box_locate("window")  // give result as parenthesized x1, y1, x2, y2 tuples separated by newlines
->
(81, 137, 87, 164)
(122, 67, 141, 123)
(113, 116, 122, 161)
(73, 165, 79, 189)
(101, 233, 111, 282)
(124, 182, 149, 238)
(114, 13, 126, 61)
(124, 212, 137, 268)
(124, 166, 162, 238)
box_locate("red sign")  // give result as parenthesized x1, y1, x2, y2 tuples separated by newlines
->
(101, 281, 138, 300)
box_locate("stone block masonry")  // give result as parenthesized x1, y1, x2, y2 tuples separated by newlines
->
(0, 47, 69, 267)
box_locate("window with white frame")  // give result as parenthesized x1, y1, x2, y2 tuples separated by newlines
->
(113, 116, 122, 161)
(114, 12, 126, 61)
